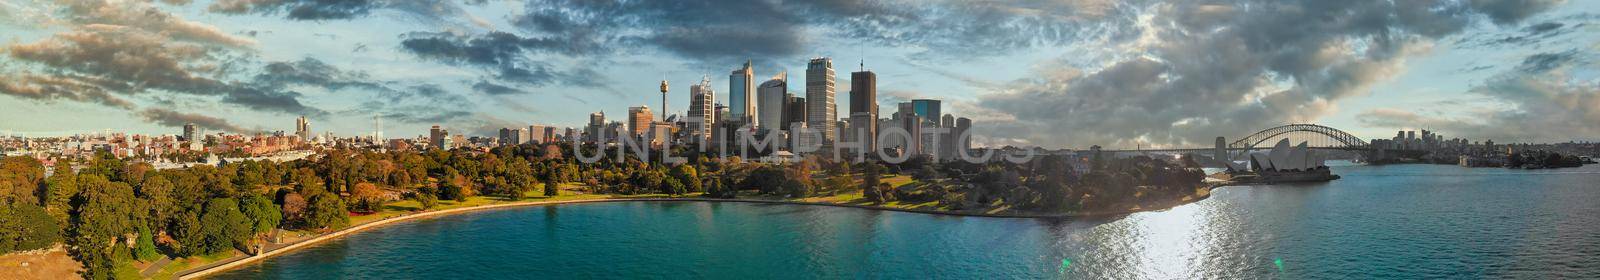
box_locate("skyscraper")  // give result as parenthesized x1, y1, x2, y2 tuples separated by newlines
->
(429, 125, 448, 149)
(295, 116, 311, 140)
(183, 123, 198, 142)
(587, 111, 606, 143)
(785, 96, 806, 133)
(806, 57, 836, 144)
(912, 99, 942, 126)
(529, 125, 549, 143)
(729, 60, 755, 125)
(628, 106, 653, 138)
(757, 71, 788, 133)
(849, 65, 877, 151)
(688, 77, 716, 142)
(498, 128, 516, 146)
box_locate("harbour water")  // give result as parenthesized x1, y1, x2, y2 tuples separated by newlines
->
(215, 164, 1600, 279)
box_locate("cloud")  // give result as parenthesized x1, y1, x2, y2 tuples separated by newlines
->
(1468, 0, 1567, 25)
(0, 73, 137, 109)
(209, 0, 377, 20)
(138, 108, 253, 133)
(1358, 50, 1600, 142)
(57, 0, 255, 47)
(1517, 50, 1577, 73)
(399, 31, 607, 87)
(4, 25, 329, 117)
(471, 80, 524, 95)
(254, 58, 383, 91)
(208, 0, 483, 26)
(973, 0, 1559, 148)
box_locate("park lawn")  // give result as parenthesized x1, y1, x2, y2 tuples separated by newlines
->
(352, 184, 662, 226)
(122, 249, 239, 280)
(881, 175, 916, 188)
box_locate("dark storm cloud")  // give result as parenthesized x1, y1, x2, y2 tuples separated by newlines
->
(138, 108, 254, 133)
(974, 0, 1561, 148)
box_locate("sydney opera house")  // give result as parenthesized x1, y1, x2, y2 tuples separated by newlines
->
(1227, 139, 1340, 184)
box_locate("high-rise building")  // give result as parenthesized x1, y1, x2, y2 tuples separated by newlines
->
(849, 65, 877, 150)
(587, 111, 606, 143)
(729, 60, 755, 125)
(912, 99, 942, 126)
(498, 128, 516, 146)
(955, 117, 972, 150)
(429, 125, 448, 149)
(785, 96, 806, 133)
(897, 102, 915, 119)
(295, 116, 311, 140)
(757, 71, 788, 133)
(688, 77, 716, 142)
(628, 106, 653, 138)
(183, 123, 198, 142)
(806, 57, 836, 144)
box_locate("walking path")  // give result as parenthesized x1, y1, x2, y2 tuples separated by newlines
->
(138, 256, 172, 278)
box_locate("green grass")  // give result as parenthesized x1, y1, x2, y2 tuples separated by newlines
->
(118, 249, 239, 280)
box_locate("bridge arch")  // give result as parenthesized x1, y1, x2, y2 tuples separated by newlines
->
(1228, 124, 1367, 150)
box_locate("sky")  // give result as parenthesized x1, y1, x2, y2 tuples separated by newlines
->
(0, 0, 1596, 149)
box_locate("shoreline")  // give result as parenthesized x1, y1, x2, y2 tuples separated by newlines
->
(177, 191, 1212, 279)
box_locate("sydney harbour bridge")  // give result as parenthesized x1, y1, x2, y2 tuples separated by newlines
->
(1101, 124, 1425, 164)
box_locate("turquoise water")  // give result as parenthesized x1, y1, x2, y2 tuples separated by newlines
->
(214, 164, 1600, 279)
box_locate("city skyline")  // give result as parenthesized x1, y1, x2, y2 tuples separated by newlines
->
(1, 1, 1598, 148)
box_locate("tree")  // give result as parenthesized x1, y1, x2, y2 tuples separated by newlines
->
(239, 194, 282, 250)
(137, 176, 175, 230)
(542, 181, 559, 197)
(196, 198, 249, 255)
(862, 163, 883, 203)
(745, 166, 787, 195)
(67, 175, 142, 279)
(0, 203, 61, 253)
(439, 180, 468, 202)
(782, 178, 812, 198)
(280, 192, 307, 228)
(0, 156, 45, 205)
(663, 177, 686, 196)
(43, 162, 79, 223)
(349, 182, 384, 212)
(414, 186, 439, 210)
(669, 165, 701, 193)
(133, 226, 159, 261)
(168, 209, 203, 256)
(303, 193, 349, 231)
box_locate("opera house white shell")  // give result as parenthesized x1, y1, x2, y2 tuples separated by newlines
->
(1248, 139, 1327, 172)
